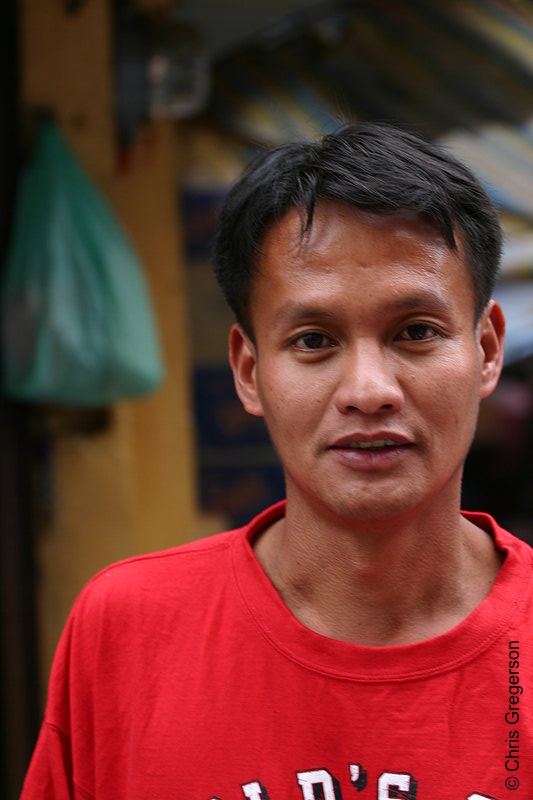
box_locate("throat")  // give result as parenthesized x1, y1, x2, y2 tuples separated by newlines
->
(252, 513, 503, 647)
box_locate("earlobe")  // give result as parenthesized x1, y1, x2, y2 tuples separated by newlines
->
(478, 300, 505, 400)
(228, 324, 264, 417)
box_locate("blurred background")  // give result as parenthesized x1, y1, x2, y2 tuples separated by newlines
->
(2, 0, 533, 795)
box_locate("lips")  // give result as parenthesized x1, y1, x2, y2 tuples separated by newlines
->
(327, 433, 413, 469)
(330, 433, 412, 450)
(341, 439, 401, 450)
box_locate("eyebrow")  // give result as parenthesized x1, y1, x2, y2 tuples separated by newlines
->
(383, 292, 450, 314)
(272, 291, 450, 327)
(272, 304, 337, 328)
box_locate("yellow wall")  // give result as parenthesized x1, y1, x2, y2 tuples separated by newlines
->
(20, 0, 200, 688)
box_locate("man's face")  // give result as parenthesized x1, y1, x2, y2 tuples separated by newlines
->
(230, 202, 504, 527)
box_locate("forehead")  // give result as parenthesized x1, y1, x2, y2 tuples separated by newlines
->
(250, 202, 475, 324)
(261, 202, 456, 262)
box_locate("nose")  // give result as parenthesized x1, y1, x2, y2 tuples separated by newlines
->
(334, 340, 404, 415)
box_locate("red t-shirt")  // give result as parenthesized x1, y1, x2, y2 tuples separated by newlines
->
(21, 502, 533, 799)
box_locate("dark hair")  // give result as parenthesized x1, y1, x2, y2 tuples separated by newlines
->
(213, 123, 502, 337)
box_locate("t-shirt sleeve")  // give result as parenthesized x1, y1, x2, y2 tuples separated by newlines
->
(19, 544, 211, 800)
(20, 583, 96, 800)
(20, 722, 76, 800)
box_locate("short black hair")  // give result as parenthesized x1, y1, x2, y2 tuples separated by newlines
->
(213, 123, 502, 337)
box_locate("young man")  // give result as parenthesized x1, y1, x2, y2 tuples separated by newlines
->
(22, 125, 532, 800)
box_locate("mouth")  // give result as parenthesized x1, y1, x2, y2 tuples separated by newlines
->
(338, 439, 403, 451)
(328, 434, 413, 468)
(330, 433, 412, 450)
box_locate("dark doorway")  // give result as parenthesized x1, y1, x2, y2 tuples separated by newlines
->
(0, 2, 40, 798)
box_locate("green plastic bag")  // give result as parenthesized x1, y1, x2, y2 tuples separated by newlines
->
(1, 122, 164, 406)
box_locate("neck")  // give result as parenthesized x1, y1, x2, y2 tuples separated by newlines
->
(253, 495, 503, 646)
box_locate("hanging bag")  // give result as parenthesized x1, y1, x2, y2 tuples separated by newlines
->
(2, 121, 164, 406)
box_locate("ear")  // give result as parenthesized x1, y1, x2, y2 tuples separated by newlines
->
(478, 300, 505, 401)
(228, 324, 265, 417)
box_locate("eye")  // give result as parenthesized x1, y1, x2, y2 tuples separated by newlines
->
(398, 323, 440, 342)
(292, 332, 333, 350)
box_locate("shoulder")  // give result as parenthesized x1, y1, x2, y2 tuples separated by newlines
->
(75, 500, 286, 614)
(463, 509, 533, 563)
(46, 526, 247, 704)
(73, 527, 240, 622)
(66, 499, 286, 633)
(463, 510, 533, 624)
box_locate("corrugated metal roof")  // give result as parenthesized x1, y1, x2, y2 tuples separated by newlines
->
(206, 0, 533, 362)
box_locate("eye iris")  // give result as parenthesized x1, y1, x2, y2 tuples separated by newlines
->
(302, 333, 325, 349)
(407, 324, 429, 340)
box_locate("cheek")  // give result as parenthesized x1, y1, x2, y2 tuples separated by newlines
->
(257, 369, 327, 435)
(425, 360, 481, 430)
